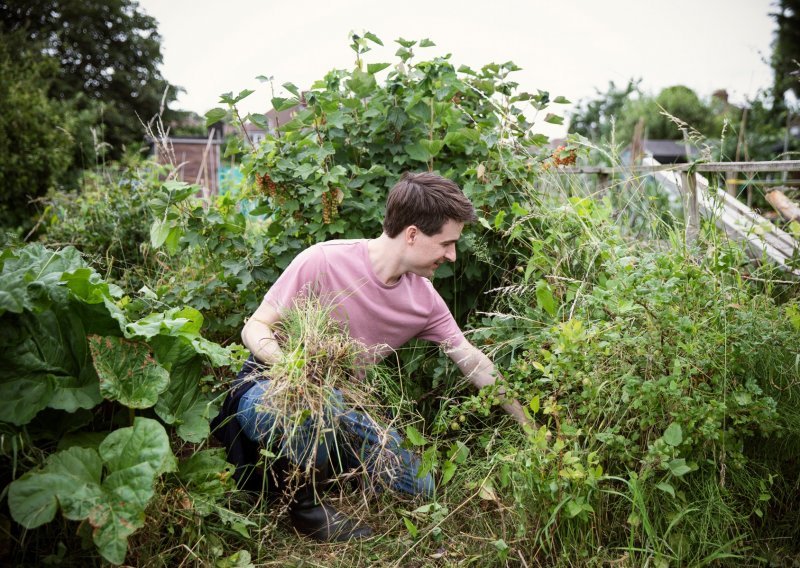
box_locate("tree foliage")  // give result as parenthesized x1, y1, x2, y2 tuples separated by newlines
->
(569, 3, 800, 161)
(568, 79, 640, 142)
(771, 0, 800, 105)
(569, 82, 726, 145)
(0, 34, 76, 228)
(0, 0, 179, 159)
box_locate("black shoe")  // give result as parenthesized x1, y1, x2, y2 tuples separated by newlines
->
(285, 460, 373, 542)
(289, 498, 373, 542)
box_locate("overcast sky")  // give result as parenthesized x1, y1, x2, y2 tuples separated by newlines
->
(138, 0, 777, 137)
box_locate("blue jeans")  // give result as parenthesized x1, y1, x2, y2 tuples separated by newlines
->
(236, 379, 434, 498)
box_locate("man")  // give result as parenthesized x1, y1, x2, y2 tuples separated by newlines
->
(227, 172, 529, 541)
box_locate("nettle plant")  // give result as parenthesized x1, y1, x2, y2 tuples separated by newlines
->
(148, 34, 569, 341)
(0, 245, 240, 564)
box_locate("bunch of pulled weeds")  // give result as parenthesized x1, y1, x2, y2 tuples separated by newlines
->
(239, 296, 415, 499)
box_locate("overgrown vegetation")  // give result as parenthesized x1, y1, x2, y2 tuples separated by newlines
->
(3, 32, 800, 567)
(0, 245, 239, 564)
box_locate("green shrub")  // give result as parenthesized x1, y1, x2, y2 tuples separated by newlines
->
(144, 34, 570, 342)
(39, 160, 167, 291)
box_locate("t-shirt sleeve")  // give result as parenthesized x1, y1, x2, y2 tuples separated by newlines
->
(417, 287, 466, 348)
(263, 245, 326, 313)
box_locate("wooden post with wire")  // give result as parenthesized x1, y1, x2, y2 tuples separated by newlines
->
(681, 171, 699, 245)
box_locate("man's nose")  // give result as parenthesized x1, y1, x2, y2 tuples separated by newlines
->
(444, 245, 456, 262)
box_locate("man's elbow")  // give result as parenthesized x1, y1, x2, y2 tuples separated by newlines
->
(241, 319, 259, 353)
(240, 326, 250, 351)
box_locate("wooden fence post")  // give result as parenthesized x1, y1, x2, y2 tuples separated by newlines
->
(681, 171, 699, 245)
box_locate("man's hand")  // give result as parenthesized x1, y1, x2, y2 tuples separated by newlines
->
(444, 339, 546, 435)
(500, 398, 533, 427)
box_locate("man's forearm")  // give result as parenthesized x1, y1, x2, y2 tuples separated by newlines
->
(446, 341, 531, 426)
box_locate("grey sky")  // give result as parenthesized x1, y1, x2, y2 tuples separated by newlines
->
(138, 0, 776, 137)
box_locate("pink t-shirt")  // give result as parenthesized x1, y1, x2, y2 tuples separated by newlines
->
(264, 239, 465, 360)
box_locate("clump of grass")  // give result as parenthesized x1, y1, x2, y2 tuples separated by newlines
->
(258, 297, 372, 420)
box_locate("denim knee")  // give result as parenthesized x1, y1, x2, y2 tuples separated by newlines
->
(237, 380, 336, 469)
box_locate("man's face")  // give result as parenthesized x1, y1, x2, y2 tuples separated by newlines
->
(407, 219, 464, 279)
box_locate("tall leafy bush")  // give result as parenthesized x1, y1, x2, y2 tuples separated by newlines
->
(145, 35, 570, 340)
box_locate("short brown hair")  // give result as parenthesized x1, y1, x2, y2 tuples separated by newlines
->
(383, 172, 477, 238)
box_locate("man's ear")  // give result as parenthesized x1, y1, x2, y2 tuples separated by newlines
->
(405, 225, 418, 245)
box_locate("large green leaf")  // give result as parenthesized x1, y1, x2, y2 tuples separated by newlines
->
(9, 418, 175, 563)
(8, 447, 103, 529)
(46, 447, 105, 520)
(0, 309, 102, 425)
(91, 418, 175, 563)
(61, 268, 123, 304)
(124, 307, 232, 367)
(100, 416, 177, 479)
(405, 142, 431, 162)
(89, 335, 170, 409)
(367, 62, 391, 74)
(662, 422, 683, 447)
(152, 336, 221, 442)
(149, 218, 171, 248)
(178, 448, 234, 497)
(0, 245, 85, 315)
(0, 375, 56, 425)
(7, 470, 65, 528)
(347, 69, 377, 98)
(536, 280, 558, 317)
(88, 464, 151, 564)
(204, 107, 227, 126)
(405, 425, 428, 446)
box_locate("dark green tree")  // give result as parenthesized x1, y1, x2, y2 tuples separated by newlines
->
(0, 34, 76, 228)
(771, 0, 800, 108)
(0, 0, 180, 159)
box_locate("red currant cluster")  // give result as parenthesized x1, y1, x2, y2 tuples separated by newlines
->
(550, 146, 577, 167)
(321, 187, 340, 224)
(255, 172, 278, 198)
